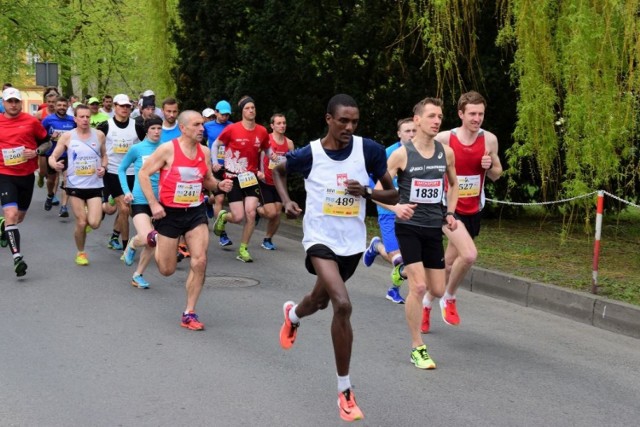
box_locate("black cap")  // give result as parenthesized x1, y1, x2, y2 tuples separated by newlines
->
(141, 96, 155, 109)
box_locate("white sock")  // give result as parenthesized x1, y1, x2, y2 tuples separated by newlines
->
(337, 374, 351, 392)
(444, 292, 455, 301)
(391, 254, 403, 266)
(422, 295, 432, 308)
(288, 304, 300, 324)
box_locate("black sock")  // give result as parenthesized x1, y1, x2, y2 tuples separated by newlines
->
(111, 230, 121, 240)
(5, 225, 20, 256)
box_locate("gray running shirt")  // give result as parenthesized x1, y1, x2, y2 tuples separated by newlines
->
(396, 141, 447, 228)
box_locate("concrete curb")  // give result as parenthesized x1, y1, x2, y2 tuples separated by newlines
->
(273, 221, 640, 340)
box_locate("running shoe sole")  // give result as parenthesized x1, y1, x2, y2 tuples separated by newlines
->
(181, 314, 205, 331)
(131, 278, 150, 289)
(14, 259, 28, 277)
(385, 288, 405, 304)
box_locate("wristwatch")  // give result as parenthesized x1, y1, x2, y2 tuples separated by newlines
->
(363, 186, 373, 199)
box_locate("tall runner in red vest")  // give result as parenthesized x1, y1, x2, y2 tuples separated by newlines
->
(138, 110, 233, 331)
(420, 91, 503, 332)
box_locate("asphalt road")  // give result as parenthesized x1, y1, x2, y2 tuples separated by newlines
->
(1, 188, 639, 426)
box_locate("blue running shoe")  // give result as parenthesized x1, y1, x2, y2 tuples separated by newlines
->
(44, 196, 54, 211)
(51, 195, 60, 206)
(122, 244, 136, 266)
(363, 236, 381, 267)
(108, 236, 123, 250)
(204, 195, 214, 219)
(219, 231, 232, 247)
(386, 286, 405, 304)
(261, 239, 276, 250)
(131, 274, 150, 289)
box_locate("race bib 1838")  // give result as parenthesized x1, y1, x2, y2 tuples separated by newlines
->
(409, 178, 443, 204)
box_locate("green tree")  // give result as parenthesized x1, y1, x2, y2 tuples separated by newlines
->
(0, 0, 178, 98)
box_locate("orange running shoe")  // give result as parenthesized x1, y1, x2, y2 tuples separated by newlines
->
(178, 244, 190, 258)
(279, 301, 299, 349)
(337, 388, 364, 422)
(421, 306, 431, 334)
(440, 298, 460, 326)
(181, 311, 204, 331)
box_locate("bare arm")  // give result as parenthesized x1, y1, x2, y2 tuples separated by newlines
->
(257, 146, 271, 181)
(483, 131, 502, 182)
(443, 145, 459, 230)
(273, 161, 302, 218)
(435, 130, 452, 145)
(48, 132, 70, 171)
(202, 146, 232, 192)
(382, 146, 417, 220)
(97, 131, 107, 178)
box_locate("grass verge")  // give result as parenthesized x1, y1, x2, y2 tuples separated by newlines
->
(364, 208, 640, 306)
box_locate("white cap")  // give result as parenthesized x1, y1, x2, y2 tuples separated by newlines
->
(142, 89, 155, 97)
(2, 87, 22, 101)
(113, 94, 132, 106)
(202, 108, 215, 118)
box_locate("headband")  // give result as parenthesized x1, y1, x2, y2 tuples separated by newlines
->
(238, 97, 255, 110)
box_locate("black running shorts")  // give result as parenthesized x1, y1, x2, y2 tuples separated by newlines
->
(154, 204, 208, 239)
(0, 173, 35, 211)
(305, 244, 362, 282)
(395, 223, 445, 269)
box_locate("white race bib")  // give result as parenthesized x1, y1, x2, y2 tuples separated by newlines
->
(322, 186, 360, 217)
(74, 156, 97, 176)
(2, 147, 26, 166)
(238, 171, 258, 188)
(268, 155, 286, 170)
(458, 174, 481, 198)
(173, 182, 202, 204)
(409, 178, 443, 204)
(113, 138, 130, 154)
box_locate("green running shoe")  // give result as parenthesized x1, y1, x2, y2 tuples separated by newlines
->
(236, 245, 253, 263)
(0, 217, 7, 248)
(410, 344, 436, 370)
(391, 264, 405, 287)
(213, 210, 227, 236)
